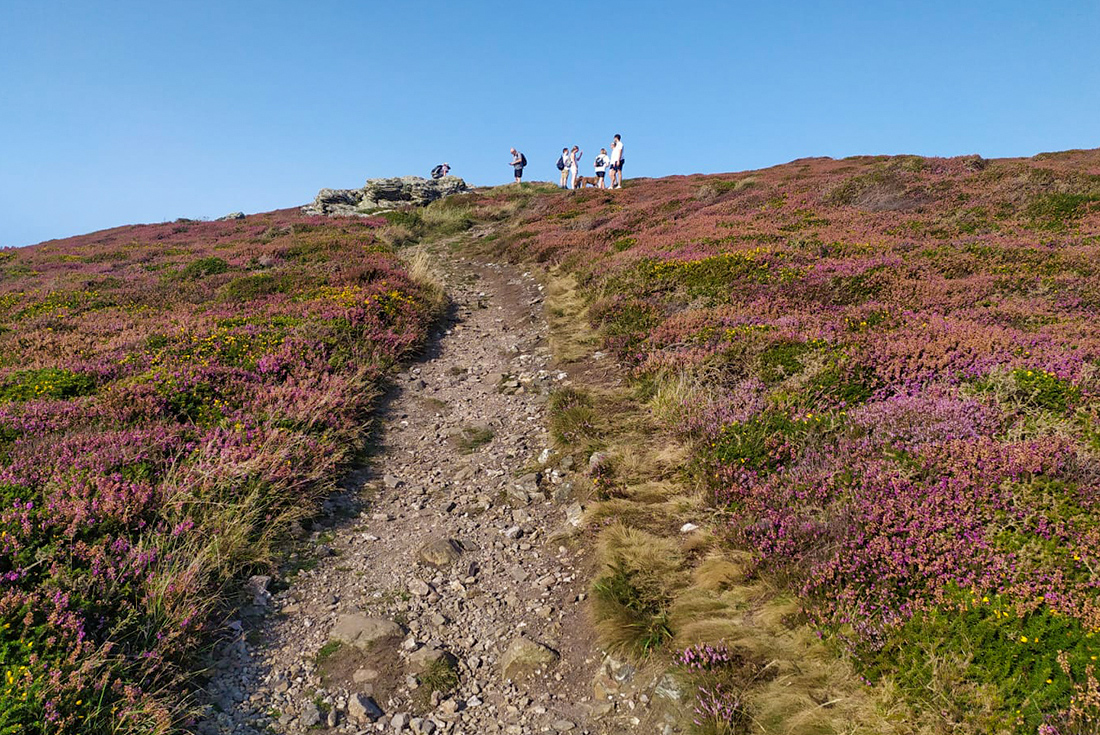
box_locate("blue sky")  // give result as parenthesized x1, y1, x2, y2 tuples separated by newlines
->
(1, 0, 1097, 247)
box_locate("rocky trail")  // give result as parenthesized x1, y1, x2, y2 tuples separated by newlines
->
(195, 253, 645, 735)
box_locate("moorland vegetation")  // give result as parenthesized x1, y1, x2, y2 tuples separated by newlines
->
(450, 149, 1100, 734)
(0, 211, 443, 733)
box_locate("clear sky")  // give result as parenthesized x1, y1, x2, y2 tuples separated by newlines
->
(2, 0, 1098, 248)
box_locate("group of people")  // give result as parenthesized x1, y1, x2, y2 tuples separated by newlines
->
(509, 134, 624, 189)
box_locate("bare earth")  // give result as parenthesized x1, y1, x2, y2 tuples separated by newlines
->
(196, 254, 638, 735)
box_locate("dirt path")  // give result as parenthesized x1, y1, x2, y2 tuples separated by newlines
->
(195, 253, 618, 735)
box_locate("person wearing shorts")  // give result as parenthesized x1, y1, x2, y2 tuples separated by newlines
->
(558, 147, 570, 188)
(610, 134, 624, 189)
(510, 148, 525, 183)
(594, 148, 609, 188)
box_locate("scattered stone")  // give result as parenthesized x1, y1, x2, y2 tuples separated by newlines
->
(330, 614, 402, 650)
(408, 579, 432, 597)
(417, 538, 463, 568)
(680, 522, 700, 533)
(299, 700, 321, 728)
(500, 637, 560, 680)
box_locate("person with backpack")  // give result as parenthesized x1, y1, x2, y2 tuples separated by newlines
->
(569, 146, 583, 189)
(430, 163, 449, 179)
(593, 148, 610, 189)
(557, 147, 570, 188)
(510, 148, 526, 184)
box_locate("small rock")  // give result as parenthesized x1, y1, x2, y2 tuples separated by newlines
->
(500, 637, 559, 680)
(417, 538, 463, 568)
(552, 720, 577, 732)
(408, 646, 455, 673)
(392, 712, 409, 731)
(330, 615, 402, 651)
(352, 690, 387, 721)
(299, 701, 321, 728)
(408, 579, 432, 597)
(680, 522, 700, 533)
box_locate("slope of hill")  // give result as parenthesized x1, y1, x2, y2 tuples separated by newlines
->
(5, 147, 1100, 734)
(440, 149, 1100, 733)
(0, 212, 443, 732)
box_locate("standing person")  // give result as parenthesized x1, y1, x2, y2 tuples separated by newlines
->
(557, 147, 570, 189)
(593, 148, 610, 189)
(510, 148, 526, 184)
(610, 134, 624, 189)
(569, 145, 583, 189)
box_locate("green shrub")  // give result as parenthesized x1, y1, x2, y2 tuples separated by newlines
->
(1011, 368, 1079, 412)
(179, 257, 229, 279)
(710, 413, 802, 473)
(859, 593, 1100, 733)
(221, 273, 289, 301)
(380, 209, 424, 229)
(757, 340, 812, 383)
(0, 368, 96, 402)
(1026, 192, 1099, 229)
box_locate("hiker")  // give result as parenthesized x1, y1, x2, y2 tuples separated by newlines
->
(593, 148, 610, 189)
(569, 146, 583, 189)
(430, 163, 449, 179)
(610, 134, 624, 189)
(557, 147, 570, 189)
(510, 148, 526, 184)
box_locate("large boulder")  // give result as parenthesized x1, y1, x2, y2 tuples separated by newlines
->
(303, 176, 467, 217)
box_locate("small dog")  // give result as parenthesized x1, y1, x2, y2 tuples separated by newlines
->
(574, 176, 601, 188)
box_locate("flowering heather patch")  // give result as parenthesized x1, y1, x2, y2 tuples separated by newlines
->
(474, 150, 1100, 728)
(0, 211, 439, 733)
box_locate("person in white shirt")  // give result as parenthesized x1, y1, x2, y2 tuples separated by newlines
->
(610, 134, 624, 189)
(569, 146, 582, 189)
(593, 149, 610, 189)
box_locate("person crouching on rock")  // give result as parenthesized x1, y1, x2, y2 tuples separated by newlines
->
(431, 163, 450, 179)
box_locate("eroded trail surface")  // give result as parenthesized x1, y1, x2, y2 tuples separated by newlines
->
(198, 256, 609, 735)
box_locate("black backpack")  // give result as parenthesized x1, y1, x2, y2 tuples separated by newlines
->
(431, 164, 444, 179)
(555, 155, 564, 171)
(520, 153, 527, 167)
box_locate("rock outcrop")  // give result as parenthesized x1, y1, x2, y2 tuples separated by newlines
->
(303, 176, 468, 216)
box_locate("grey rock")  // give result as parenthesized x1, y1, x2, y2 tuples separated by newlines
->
(408, 646, 456, 673)
(349, 693, 384, 722)
(417, 538, 463, 568)
(392, 712, 409, 731)
(303, 176, 468, 217)
(553, 720, 577, 732)
(408, 579, 432, 597)
(299, 700, 321, 728)
(654, 672, 684, 702)
(500, 637, 559, 680)
(216, 211, 245, 221)
(330, 614, 402, 650)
